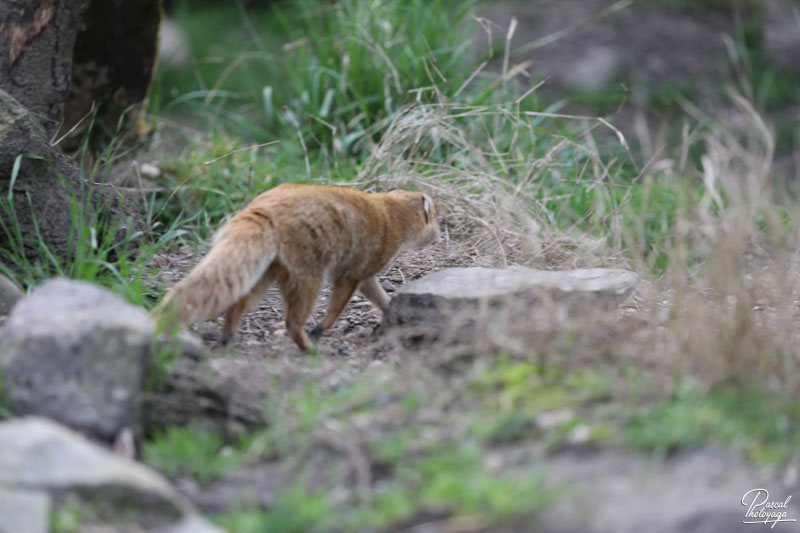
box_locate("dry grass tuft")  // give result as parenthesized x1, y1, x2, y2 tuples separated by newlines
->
(352, 102, 631, 271)
(653, 96, 800, 394)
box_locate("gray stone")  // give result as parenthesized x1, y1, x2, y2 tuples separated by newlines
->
(0, 489, 49, 533)
(0, 417, 224, 533)
(385, 266, 639, 330)
(383, 267, 640, 351)
(0, 273, 23, 316)
(0, 278, 205, 440)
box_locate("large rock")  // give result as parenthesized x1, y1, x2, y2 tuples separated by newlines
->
(0, 278, 205, 440)
(384, 267, 639, 346)
(0, 417, 224, 533)
(387, 266, 639, 323)
(0, 272, 23, 316)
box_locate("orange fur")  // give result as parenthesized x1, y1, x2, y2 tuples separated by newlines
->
(152, 184, 439, 350)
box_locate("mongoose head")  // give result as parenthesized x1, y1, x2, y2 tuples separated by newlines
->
(389, 189, 440, 250)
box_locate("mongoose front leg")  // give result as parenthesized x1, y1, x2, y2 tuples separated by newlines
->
(358, 276, 391, 311)
(310, 279, 359, 339)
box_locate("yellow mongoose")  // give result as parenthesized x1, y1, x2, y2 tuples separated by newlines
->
(153, 184, 439, 350)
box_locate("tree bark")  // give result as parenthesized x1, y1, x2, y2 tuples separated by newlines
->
(0, 0, 158, 261)
(62, 0, 161, 144)
(0, 0, 89, 135)
(0, 0, 160, 142)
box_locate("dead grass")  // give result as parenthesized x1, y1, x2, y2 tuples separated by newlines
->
(632, 96, 798, 394)
(351, 102, 633, 272)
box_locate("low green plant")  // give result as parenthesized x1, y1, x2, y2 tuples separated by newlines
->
(213, 486, 331, 533)
(144, 332, 188, 392)
(627, 383, 800, 464)
(350, 442, 550, 530)
(143, 426, 247, 483)
(51, 499, 86, 533)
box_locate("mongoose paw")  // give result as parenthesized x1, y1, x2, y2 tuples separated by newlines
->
(309, 324, 324, 340)
(219, 331, 233, 347)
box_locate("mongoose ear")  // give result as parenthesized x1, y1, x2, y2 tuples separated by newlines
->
(422, 194, 432, 224)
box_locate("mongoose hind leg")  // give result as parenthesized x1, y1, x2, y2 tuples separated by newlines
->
(278, 271, 322, 351)
(220, 266, 278, 347)
(310, 278, 359, 339)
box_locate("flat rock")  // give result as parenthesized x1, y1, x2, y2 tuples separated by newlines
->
(0, 278, 205, 440)
(386, 266, 639, 329)
(0, 417, 224, 533)
(0, 273, 23, 316)
(0, 489, 49, 533)
(398, 267, 638, 300)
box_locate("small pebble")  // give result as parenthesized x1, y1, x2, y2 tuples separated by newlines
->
(567, 425, 591, 445)
(139, 162, 161, 179)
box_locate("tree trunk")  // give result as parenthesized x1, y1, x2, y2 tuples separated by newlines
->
(0, 0, 158, 261)
(0, 0, 160, 142)
(62, 0, 161, 144)
(0, 0, 89, 135)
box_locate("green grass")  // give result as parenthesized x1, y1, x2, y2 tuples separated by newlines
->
(214, 486, 332, 533)
(0, 182, 184, 307)
(51, 499, 88, 533)
(157, 0, 483, 151)
(150, 0, 736, 276)
(627, 383, 800, 464)
(214, 442, 549, 533)
(143, 426, 248, 483)
(211, 354, 800, 531)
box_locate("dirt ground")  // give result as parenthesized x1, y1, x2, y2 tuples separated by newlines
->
(146, 236, 792, 532)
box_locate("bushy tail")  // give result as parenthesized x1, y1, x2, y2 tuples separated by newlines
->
(152, 221, 276, 327)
